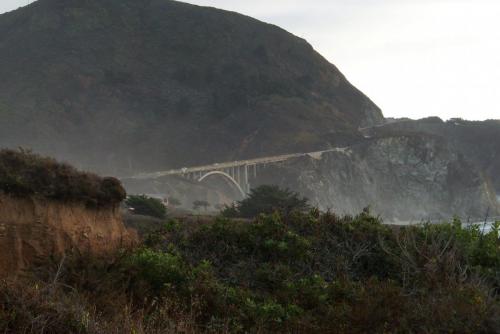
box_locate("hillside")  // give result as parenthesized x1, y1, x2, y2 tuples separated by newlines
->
(0, 0, 383, 175)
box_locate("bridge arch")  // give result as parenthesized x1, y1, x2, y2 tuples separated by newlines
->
(198, 171, 246, 197)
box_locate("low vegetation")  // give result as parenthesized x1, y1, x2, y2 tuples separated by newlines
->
(0, 149, 125, 206)
(223, 185, 310, 218)
(126, 195, 167, 219)
(1, 208, 498, 333)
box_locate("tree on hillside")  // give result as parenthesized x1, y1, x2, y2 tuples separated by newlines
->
(222, 185, 310, 218)
(126, 195, 167, 219)
(193, 200, 210, 211)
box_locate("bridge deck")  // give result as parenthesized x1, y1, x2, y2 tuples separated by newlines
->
(126, 147, 348, 180)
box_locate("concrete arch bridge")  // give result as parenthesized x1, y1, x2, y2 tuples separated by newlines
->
(124, 148, 348, 197)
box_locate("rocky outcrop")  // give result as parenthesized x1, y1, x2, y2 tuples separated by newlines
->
(124, 134, 498, 221)
(0, 193, 136, 277)
(364, 118, 500, 195)
(254, 135, 499, 222)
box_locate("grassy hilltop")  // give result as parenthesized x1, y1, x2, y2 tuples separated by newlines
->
(0, 149, 125, 206)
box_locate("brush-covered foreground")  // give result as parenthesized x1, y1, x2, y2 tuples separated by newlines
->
(1, 210, 499, 333)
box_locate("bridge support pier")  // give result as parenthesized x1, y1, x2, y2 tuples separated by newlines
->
(243, 165, 250, 194)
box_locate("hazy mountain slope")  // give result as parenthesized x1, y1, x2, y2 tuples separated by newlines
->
(0, 0, 383, 174)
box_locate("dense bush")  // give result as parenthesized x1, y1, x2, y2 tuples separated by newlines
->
(126, 195, 167, 219)
(222, 185, 310, 218)
(1, 210, 498, 333)
(123, 212, 500, 332)
(0, 149, 126, 206)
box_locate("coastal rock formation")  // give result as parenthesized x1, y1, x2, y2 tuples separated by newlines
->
(124, 134, 498, 221)
(364, 118, 500, 195)
(245, 135, 499, 221)
(146, 133, 499, 222)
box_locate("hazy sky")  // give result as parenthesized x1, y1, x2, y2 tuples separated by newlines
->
(1, 0, 499, 120)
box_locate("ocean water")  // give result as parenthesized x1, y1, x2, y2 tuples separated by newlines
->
(385, 218, 499, 236)
(464, 221, 499, 234)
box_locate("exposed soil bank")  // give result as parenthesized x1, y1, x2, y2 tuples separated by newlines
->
(0, 193, 136, 276)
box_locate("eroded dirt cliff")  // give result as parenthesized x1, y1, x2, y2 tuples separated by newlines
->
(0, 193, 136, 276)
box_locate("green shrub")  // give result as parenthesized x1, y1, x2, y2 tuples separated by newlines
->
(126, 195, 167, 219)
(126, 248, 190, 295)
(222, 185, 310, 218)
(143, 210, 499, 332)
(388, 219, 500, 290)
